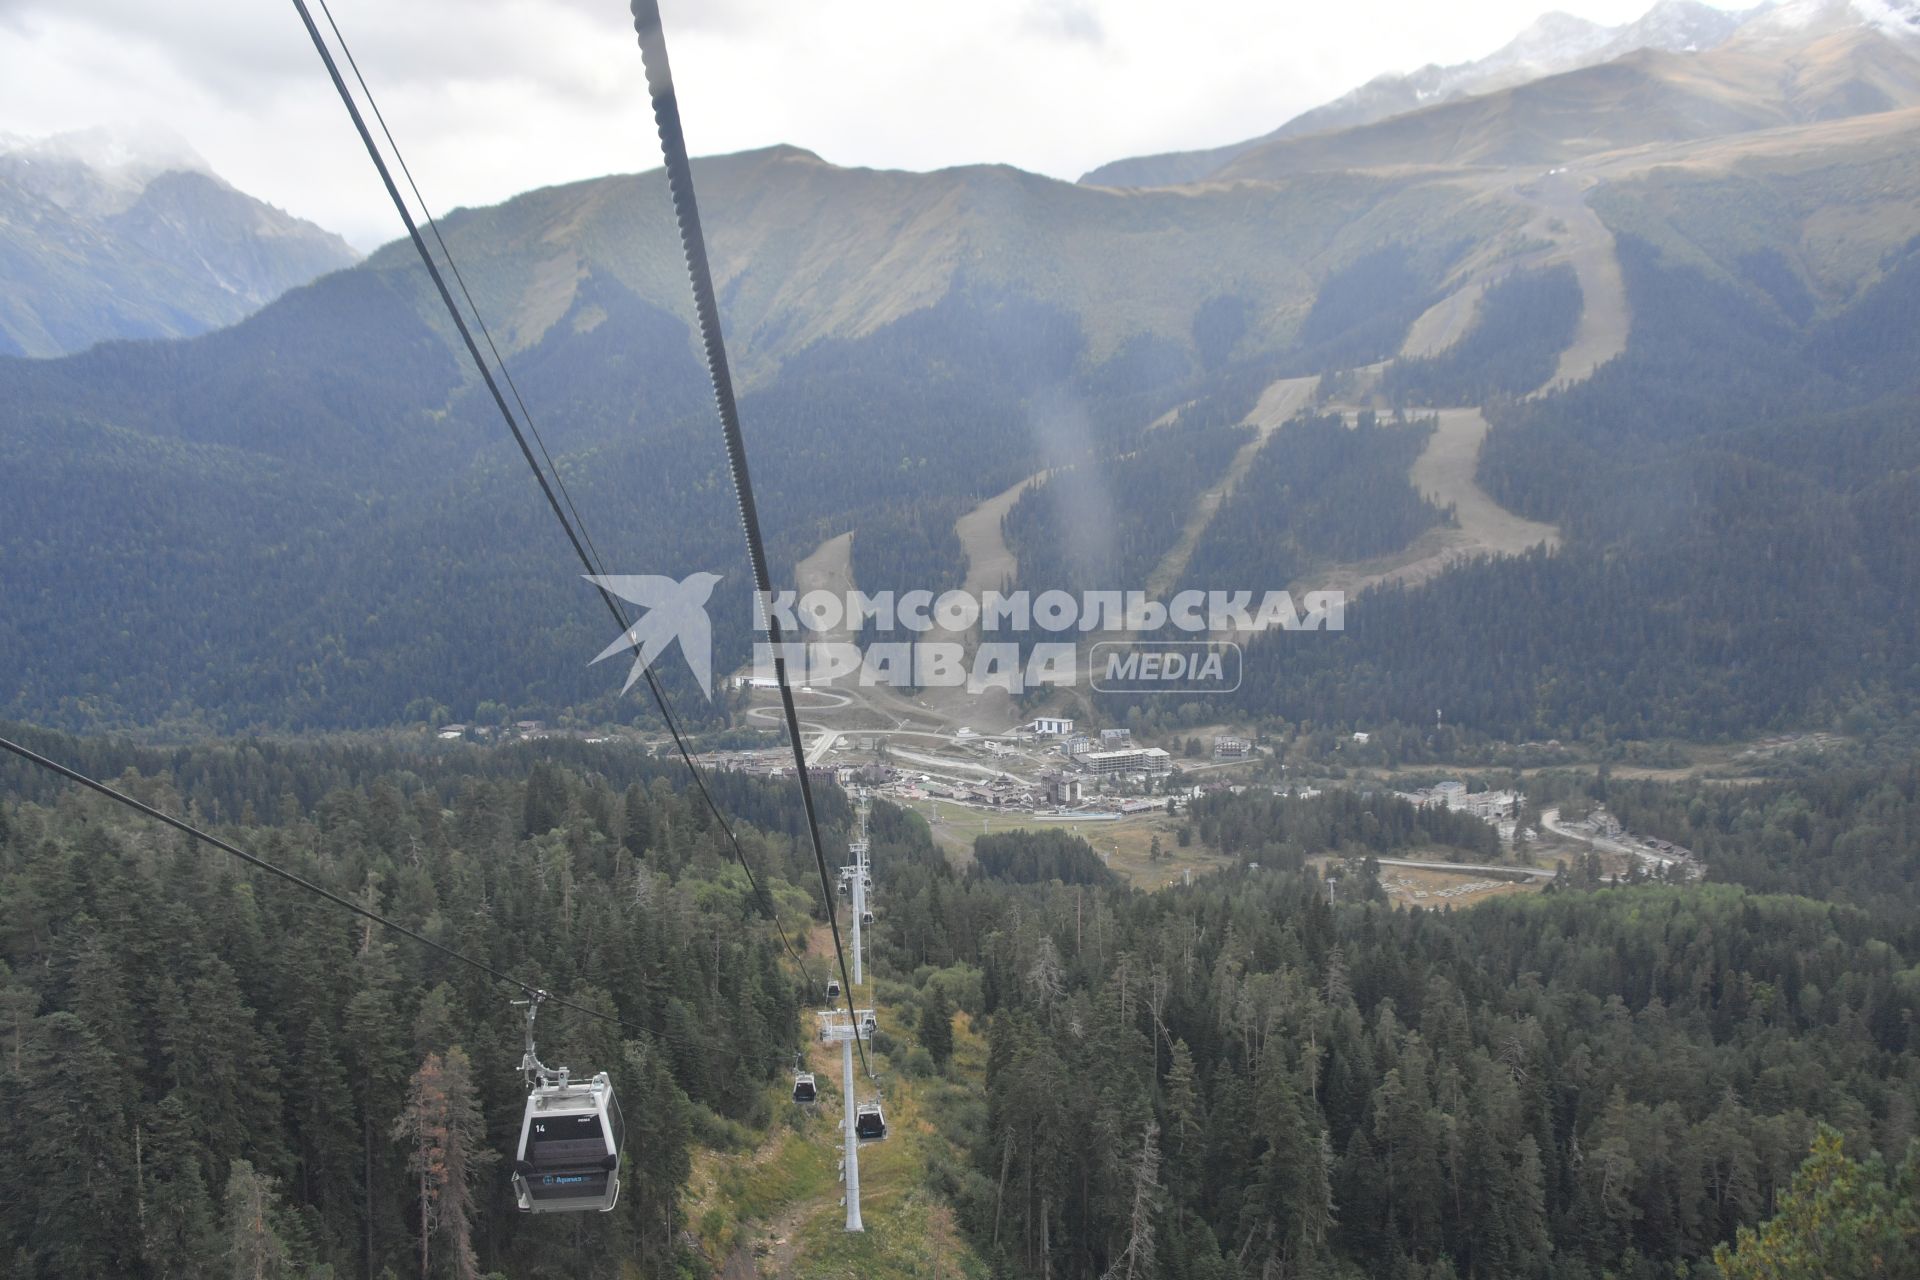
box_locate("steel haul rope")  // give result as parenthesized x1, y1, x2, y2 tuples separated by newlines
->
(290, 0, 818, 991)
(626, 0, 873, 1075)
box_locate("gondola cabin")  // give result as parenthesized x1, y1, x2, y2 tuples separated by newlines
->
(792, 1071, 817, 1104)
(512, 1072, 623, 1213)
(855, 1100, 887, 1141)
(826, 978, 841, 999)
(860, 910, 875, 926)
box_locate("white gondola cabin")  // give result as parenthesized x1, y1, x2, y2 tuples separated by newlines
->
(792, 1071, 817, 1103)
(855, 1100, 887, 1141)
(512, 1071, 623, 1213)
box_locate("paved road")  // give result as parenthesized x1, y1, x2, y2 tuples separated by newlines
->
(1540, 807, 1694, 876)
(1371, 857, 1556, 881)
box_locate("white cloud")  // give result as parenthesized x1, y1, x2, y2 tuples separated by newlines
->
(1, 0, 1700, 251)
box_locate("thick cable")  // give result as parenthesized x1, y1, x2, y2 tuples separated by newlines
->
(313, 0, 613, 585)
(627, 0, 871, 1075)
(292, 0, 817, 993)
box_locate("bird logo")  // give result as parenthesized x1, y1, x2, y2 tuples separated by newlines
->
(585, 572, 723, 697)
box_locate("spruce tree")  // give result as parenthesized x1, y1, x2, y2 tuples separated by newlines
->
(921, 984, 955, 1070)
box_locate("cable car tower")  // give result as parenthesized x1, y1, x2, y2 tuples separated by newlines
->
(839, 789, 875, 983)
(817, 1006, 879, 1231)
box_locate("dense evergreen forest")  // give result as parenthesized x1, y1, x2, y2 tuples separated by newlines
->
(1273, 241, 1474, 380)
(1221, 234, 1920, 741)
(0, 274, 1165, 733)
(0, 730, 841, 1279)
(1004, 419, 1251, 596)
(1183, 787, 1502, 866)
(1381, 265, 1583, 405)
(867, 801, 1920, 1280)
(1177, 412, 1444, 595)
(13, 212, 1915, 746)
(1574, 760, 1920, 950)
(5, 727, 1919, 1277)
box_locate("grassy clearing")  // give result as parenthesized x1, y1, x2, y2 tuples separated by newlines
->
(907, 797, 1231, 889)
(680, 931, 989, 1279)
(1375, 865, 1541, 908)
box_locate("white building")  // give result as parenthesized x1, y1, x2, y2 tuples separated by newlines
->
(1460, 790, 1518, 820)
(1078, 747, 1172, 776)
(1029, 716, 1075, 737)
(1402, 780, 1518, 822)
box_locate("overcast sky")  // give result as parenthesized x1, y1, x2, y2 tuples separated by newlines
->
(3, 0, 1703, 251)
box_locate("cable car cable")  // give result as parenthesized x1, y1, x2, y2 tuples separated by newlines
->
(310, 0, 613, 590)
(625, 0, 872, 1076)
(291, 0, 818, 994)
(0, 734, 630, 1030)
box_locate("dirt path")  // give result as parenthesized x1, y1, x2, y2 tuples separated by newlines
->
(793, 530, 857, 647)
(1529, 176, 1630, 389)
(1143, 373, 1320, 598)
(953, 471, 1045, 610)
(782, 523, 1024, 736)
(1310, 407, 1558, 594)
(1300, 170, 1620, 594)
(904, 470, 1049, 728)
(1400, 277, 1491, 359)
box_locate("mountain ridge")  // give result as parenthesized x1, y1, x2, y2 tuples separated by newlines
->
(5, 21, 1920, 733)
(1075, 0, 1920, 188)
(0, 131, 360, 357)
(1208, 24, 1920, 180)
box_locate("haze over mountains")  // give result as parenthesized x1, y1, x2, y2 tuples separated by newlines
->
(0, 129, 359, 357)
(2, 0, 1919, 737)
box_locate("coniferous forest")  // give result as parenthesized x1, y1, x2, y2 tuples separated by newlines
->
(9, 4, 1920, 1278)
(4, 730, 1918, 1278)
(0, 732, 827, 1279)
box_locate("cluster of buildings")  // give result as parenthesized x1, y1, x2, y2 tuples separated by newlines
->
(1572, 806, 1701, 878)
(1022, 716, 1173, 777)
(437, 719, 624, 745)
(1395, 779, 1520, 822)
(910, 774, 1034, 809)
(1076, 745, 1174, 775)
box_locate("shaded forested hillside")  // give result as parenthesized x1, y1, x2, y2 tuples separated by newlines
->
(0, 729, 838, 1278)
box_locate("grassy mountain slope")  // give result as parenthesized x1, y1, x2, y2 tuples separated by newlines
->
(1079, 0, 1750, 187)
(1217, 27, 1920, 181)
(4, 45, 1920, 739)
(357, 145, 1507, 380)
